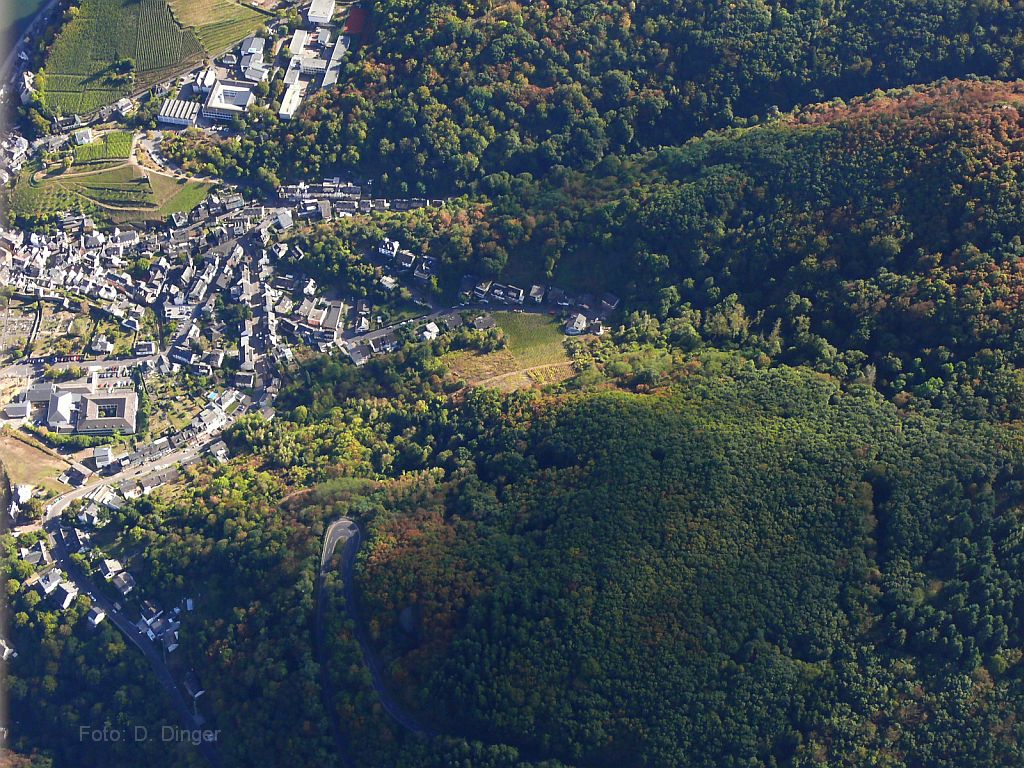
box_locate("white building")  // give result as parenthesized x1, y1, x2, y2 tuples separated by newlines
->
(279, 83, 304, 120)
(308, 0, 336, 25)
(158, 98, 201, 128)
(195, 67, 218, 96)
(93, 445, 116, 469)
(289, 29, 309, 55)
(203, 80, 255, 122)
(54, 582, 78, 610)
(47, 391, 76, 432)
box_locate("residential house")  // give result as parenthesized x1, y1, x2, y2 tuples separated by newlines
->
(472, 314, 496, 331)
(421, 321, 440, 341)
(101, 558, 124, 579)
(112, 571, 136, 596)
(19, 540, 51, 567)
(54, 582, 79, 610)
(38, 569, 64, 596)
(94, 445, 116, 468)
(565, 312, 588, 335)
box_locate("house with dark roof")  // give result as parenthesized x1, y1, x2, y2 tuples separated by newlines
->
(112, 571, 136, 596)
(54, 582, 78, 610)
(472, 314, 496, 331)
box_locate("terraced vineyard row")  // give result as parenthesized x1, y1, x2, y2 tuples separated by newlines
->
(40, 0, 208, 115)
(10, 159, 212, 227)
(73, 131, 135, 164)
(136, 0, 204, 72)
(167, 0, 267, 55)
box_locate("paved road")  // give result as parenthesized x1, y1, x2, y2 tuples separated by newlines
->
(317, 517, 436, 738)
(1, 352, 159, 379)
(315, 518, 359, 766)
(49, 528, 220, 767)
(43, 441, 206, 522)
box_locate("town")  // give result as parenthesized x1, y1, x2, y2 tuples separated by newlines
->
(0, 0, 622, 753)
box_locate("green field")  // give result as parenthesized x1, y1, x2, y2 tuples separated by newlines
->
(442, 311, 572, 389)
(73, 131, 134, 164)
(11, 160, 212, 227)
(167, 0, 268, 54)
(39, 0, 263, 114)
(494, 311, 569, 365)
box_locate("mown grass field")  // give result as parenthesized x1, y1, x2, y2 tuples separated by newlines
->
(0, 433, 69, 494)
(442, 312, 573, 390)
(40, 0, 263, 114)
(167, 0, 268, 54)
(73, 131, 134, 164)
(11, 159, 212, 227)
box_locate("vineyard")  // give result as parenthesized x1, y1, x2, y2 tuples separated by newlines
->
(40, 0, 208, 114)
(72, 131, 135, 165)
(136, 0, 204, 72)
(167, 0, 268, 54)
(10, 159, 211, 227)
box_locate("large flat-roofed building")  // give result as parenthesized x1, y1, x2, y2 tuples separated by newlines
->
(299, 57, 328, 74)
(279, 82, 304, 120)
(289, 29, 308, 55)
(77, 390, 138, 435)
(203, 80, 255, 122)
(321, 36, 350, 88)
(308, 0, 336, 25)
(158, 98, 201, 128)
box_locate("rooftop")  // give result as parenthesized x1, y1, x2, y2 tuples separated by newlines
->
(77, 390, 138, 434)
(205, 80, 255, 116)
(308, 0, 336, 19)
(159, 98, 201, 123)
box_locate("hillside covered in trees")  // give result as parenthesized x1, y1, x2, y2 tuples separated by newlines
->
(165, 0, 1024, 192)
(347, 367, 1024, 768)
(254, 81, 1024, 419)
(29, 350, 1024, 768)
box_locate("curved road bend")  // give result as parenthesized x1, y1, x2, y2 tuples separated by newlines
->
(317, 518, 437, 740)
(50, 530, 221, 767)
(316, 517, 357, 766)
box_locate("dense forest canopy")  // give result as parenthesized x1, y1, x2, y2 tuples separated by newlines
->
(349, 367, 1024, 767)
(24, 353, 1023, 768)
(17, 0, 1024, 764)
(165, 0, 1024, 192)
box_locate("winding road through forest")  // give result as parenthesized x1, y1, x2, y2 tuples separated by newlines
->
(316, 517, 438, 742)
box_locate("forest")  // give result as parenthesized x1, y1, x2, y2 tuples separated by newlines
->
(11, 347, 1024, 767)
(343, 366, 1024, 767)
(242, 80, 1024, 419)
(162, 0, 1024, 193)
(14, 0, 1024, 765)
